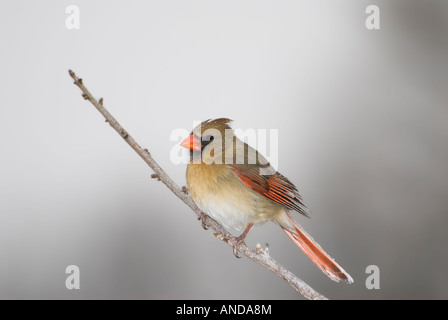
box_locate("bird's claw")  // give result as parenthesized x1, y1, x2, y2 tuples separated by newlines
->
(198, 212, 209, 230)
(228, 224, 252, 259)
(233, 245, 242, 258)
(229, 235, 245, 259)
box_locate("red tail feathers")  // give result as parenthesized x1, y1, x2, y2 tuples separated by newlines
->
(281, 215, 353, 284)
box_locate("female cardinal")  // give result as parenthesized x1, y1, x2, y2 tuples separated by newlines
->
(181, 118, 353, 283)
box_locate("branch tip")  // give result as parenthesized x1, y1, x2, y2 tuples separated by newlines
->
(212, 232, 226, 241)
(151, 174, 161, 181)
(256, 243, 270, 256)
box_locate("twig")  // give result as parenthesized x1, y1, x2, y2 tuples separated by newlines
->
(68, 69, 328, 300)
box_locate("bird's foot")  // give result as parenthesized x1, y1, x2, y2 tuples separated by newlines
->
(228, 234, 246, 259)
(197, 212, 209, 230)
(228, 224, 253, 258)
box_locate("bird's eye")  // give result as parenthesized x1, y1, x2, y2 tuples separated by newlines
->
(202, 135, 214, 142)
(201, 135, 214, 149)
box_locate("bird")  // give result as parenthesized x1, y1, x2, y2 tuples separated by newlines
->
(180, 118, 353, 284)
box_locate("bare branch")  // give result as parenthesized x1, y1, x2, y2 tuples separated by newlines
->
(68, 69, 328, 300)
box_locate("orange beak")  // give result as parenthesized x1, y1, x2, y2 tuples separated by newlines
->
(181, 135, 202, 151)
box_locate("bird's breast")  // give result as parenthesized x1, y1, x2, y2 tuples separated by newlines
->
(186, 163, 282, 234)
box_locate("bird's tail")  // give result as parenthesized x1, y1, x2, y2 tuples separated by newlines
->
(279, 213, 353, 284)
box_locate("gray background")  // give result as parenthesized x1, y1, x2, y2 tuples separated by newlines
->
(1, 1, 447, 299)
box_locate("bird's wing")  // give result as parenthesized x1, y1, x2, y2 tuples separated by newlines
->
(229, 141, 309, 217)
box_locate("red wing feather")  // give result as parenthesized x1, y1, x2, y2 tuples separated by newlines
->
(230, 165, 309, 217)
